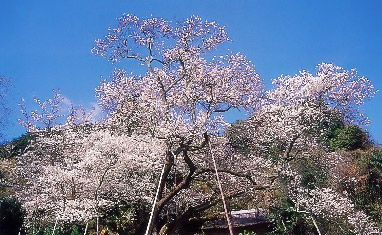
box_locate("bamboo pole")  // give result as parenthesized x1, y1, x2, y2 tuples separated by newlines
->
(83, 222, 88, 235)
(145, 164, 166, 235)
(96, 217, 99, 235)
(311, 215, 322, 235)
(208, 139, 235, 235)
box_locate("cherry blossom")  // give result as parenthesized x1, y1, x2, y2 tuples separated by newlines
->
(15, 14, 379, 235)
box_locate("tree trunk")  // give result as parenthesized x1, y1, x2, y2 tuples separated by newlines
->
(145, 151, 174, 234)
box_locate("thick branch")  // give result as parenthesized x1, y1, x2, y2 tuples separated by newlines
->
(157, 149, 196, 210)
(126, 55, 145, 63)
(213, 105, 233, 113)
(188, 132, 209, 151)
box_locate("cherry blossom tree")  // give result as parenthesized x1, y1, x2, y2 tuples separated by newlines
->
(91, 14, 267, 235)
(16, 125, 164, 231)
(17, 15, 268, 234)
(242, 64, 378, 234)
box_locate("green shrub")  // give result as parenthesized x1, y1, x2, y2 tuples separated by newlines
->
(268, 199, 315, 235)
(330, 124, 365, 150)
(0, 134, 34, 159)
(322, 123, 367, 151)
(69, 225, 81, 235)
(349, 149, 382, 223)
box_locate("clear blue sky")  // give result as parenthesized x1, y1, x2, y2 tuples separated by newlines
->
(0, 0, 381, 143)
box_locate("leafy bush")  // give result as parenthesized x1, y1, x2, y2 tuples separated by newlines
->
(346, 149, 382, 223)
(330, 124, 365, 150)
(322, 122, 367, 151)
(25, 223, 84, 235)
(102, 202, 142, 234)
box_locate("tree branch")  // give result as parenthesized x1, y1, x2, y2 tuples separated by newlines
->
(157, 149, 196, 210)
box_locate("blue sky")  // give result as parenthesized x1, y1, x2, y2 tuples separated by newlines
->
(0, 0, 381, 143)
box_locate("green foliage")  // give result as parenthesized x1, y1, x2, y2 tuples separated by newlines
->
(22, 202, 144, 235)
(320, 117, 344, 141)
(69, 225, 81, 235)
(369, 149, 382, 196)
(102, 201, 149, 234)
(42, 225, 59, 235)
(295, 157, 328, 189)
(355, 149, 382, 222)
(322, 120, 367, 151)
(341, 148, 382, 224)
(330, 124, 365, 150)
(0, 197, 24, 234)
(26, 224, 84, 235)
(0, 134, 34, 159)
(268, 199, 315, 235)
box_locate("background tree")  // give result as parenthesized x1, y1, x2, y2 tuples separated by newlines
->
(242, 63, 378, 234)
